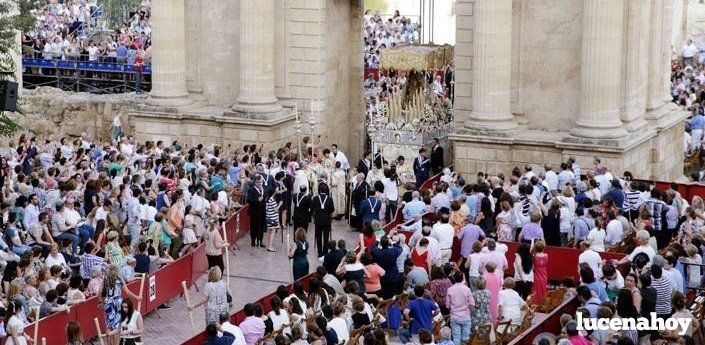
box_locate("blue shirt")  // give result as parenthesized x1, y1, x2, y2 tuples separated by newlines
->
(116, 45, 128, 59)
(371, 244, 402, 282)
(583, 296, 602, 317)
(605, 189, 624, 209)
(586, 281, 609, 302)
(406, 297, 437, 334)
(465, 194, 478, 218)
(692, 114, 705, 129)
(403, 200, 426, 221)
(228, 166, 242, 186)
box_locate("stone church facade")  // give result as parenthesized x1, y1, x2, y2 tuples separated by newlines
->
(12, 0, 686, 180)
(451, 0, 686, 181)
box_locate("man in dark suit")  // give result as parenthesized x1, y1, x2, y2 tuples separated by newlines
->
(256, 163, 275, 195)
(292, 185, 312, 232)
(359, 191, 382, 227)
(312, 184, 335, 257)
(373, 149, 386, 168)
(357, 151, 373, 178)
(246, 176, 267, 247)
(350, 172, 371, 232)
(413, 148, 430, 188)
(430, 138, 444, 174)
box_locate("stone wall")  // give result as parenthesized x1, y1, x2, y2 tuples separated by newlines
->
(9, 87, 139, 143)
(131, 112, 296, 151)
(452, 108, 686, 181)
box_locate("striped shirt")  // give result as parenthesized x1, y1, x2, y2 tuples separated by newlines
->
(623, 190, 643, 211)
(266, 196, 279, 222)
(651, 277, 674, 315)
(644, 199, 666, 230)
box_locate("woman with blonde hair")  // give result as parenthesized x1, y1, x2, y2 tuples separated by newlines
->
(102, 265, 141, 345)
(189, 266, 230, 326)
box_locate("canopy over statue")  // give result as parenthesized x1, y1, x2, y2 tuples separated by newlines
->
(380, 44, 453, 71)
(367, 44, 454, 163)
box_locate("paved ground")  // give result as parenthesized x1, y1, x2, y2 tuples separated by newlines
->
(143, 219, 360, 343)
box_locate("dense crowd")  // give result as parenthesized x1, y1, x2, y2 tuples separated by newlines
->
(0, 124, 258, 344)
(22, 0, 152, 65)
(195, 126, 704, 345)
(363, 10, 419, 70)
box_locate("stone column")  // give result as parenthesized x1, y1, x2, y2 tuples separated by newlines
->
(464, 0, 517, 132)
(148, 0, 191, 106)
(621, 0, 649, 132)
(233, 0, 281, 113)
(646, 0, 664, 113)
(661, 0, 674, 104)
(570, 0, 627, 139)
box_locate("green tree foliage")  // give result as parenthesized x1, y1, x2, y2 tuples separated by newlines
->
(364, 0, 388, 13)
(0, 0, 38, 137)
(98, 0, 141, 29)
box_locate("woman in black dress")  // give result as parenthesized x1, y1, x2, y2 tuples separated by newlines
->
(541, 201, 562, 247)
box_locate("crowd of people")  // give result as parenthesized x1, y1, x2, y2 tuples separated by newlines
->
(22, 0, 152, 66)
(193, 127, 704, 345)
(0, 126, 257, 344)
(363, 10, 419, 70)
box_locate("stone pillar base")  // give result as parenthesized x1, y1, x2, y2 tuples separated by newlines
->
(144, 96, 193, 113)
(130, 106, 296, 149)
(451, 107, 686, 181)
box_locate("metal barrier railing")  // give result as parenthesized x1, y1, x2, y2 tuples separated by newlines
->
(21, 52, 151, 93)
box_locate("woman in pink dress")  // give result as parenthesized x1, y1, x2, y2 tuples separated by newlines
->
(532, 240, 549, 305)
(483, 261, 503, 324)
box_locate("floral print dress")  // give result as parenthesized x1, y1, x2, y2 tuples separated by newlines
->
(496, 211, 513, 241)
(472, 289, 492, 332)
(103, 280, 123, 330)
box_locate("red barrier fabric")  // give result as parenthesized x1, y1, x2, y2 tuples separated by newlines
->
(22, 206, 251, 345)
(145, 253, 194, 313)
(508, 297, 579, 345)
(633, 179, 705, 203)
(502, 242, 626, 282)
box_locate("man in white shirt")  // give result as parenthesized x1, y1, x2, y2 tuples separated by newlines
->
(23, 194, 41, 231)
(604, 212, 624, 249)
(431, 214, 454, 265)
(682, 38, 699, 65)
(219, 313, 246, 345)
(661, 254, 685, 294)
(578, 242, 603, 279)
(478, 239, 508, 279)
(381, 170, 398, 223)
(331, 144, 350, 170)
(557, 162, 573, 191)
(543, 164, 558, 191)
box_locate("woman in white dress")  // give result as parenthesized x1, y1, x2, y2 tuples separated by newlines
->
(267, 296, 291, 337)
(5, 301, 29, 345)
(587, 218, 606, 253)
(497, 278, 528, 330)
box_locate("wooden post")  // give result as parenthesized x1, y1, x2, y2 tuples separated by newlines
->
(33, 309, 39, 345)
(94, 318, 105, 345)
(182, 281, 196, 332)
(137, 273, 146, 314)
(222, 222, 230, 286)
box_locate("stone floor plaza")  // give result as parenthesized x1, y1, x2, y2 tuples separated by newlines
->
(145, 220, 359, 343)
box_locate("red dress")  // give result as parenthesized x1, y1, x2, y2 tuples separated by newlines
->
(363, 234, 376, 252)
(532, 254, 548, 304)
(411, 248, 429, 273)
